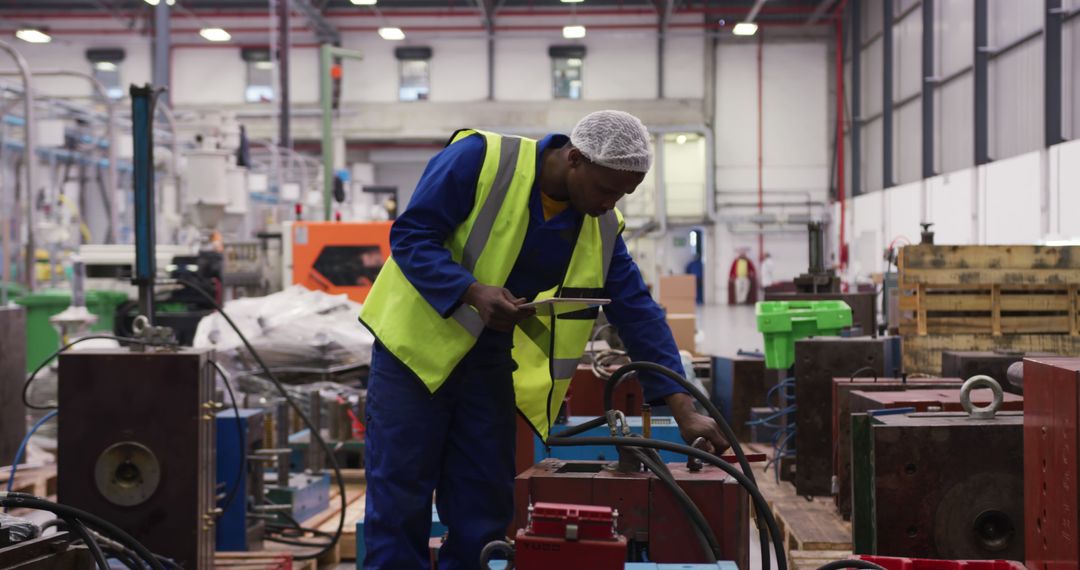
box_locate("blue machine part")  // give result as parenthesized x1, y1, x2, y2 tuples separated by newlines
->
(215, 408, 265, 552)
(537, 416, 686, 464)
(355, 504, 446, 564)
(711, 356, 739, 421)
(281, 472, 331, 523)
(882, 335, 902, 378)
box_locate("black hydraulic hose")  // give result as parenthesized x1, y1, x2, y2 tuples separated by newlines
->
(815, 560, 888, 570)
(546, 435, 788, 570)
(68, 517, 109, 570)
(0, 493, 166, 570)
(479, 540, 515, 570)
(601, 361, 772, 570)
(626, 446, 719, 561)
(176, 278, 346, 561)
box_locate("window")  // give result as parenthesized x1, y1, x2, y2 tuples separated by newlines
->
(242, 47, 274, 103)
(86, 48, 124, 100)
(549, 45, 586, 100)
(399, 59, 430, 101)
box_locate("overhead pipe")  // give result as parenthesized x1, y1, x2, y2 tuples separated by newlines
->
(833, 0, 849, 270)
(757, 32, 764, 265)
(0, 69, 119, 244)
(0, 40, 37, 292)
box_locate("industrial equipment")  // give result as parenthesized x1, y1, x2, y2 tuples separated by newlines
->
(851, 379, 1024, 560)
(847, 388, 1023, 416)
(568, 364, 644, 417)
(57, 347, 216, 569)
(0, 305, 26, 466)
(711, 352, 783, 442)
(1022, 357, 1080, 570)
(0, 532, 95, 569)
(282, 221, 392, 303)
(832, 376, 964, 519)
(540, 416, 686, 464)
(793, 336, 901, 496)
(215, 408, 266, 552)
(513, 459, 749, 567)
(793, 221, 840, 293)
(512, 503, 628, 570)
(941, 350, 1055, 395)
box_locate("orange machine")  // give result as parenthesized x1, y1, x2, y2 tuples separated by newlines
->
(284, 221, 393, 303)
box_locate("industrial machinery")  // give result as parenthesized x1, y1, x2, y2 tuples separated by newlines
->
(541, 416, 686, 464)
(57, 347, 217, 569)
(1022, 357, 1080, 569)
(711, 352, 783, 442)
(215, 408, 267, 552)
(282, 221, 392, 303)
(851, 379, 1024, 560)
(513, 459, 749, 567)
(568, 364, 644, 418)
(832, 376, 964, 519)
(0, 532, 95, 569)
(0, 304, 26, 466)
(941, 350, 1055, 395)
(793, 222, 840, 293)
(793, 336, 901, 496)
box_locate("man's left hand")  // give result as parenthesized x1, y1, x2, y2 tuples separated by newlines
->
(664, 392, 731, 454)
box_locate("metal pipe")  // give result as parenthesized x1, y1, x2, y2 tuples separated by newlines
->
(278, 0, 292, 150)
(974, 0, 989, 165)
(0, 40, 37, 292)
(922, 0, 935, 178)
(882, 0, 894, 189)
(153, 2, 171, 106)
(319, 44, 363, 221)
(0, 70, 119, 244)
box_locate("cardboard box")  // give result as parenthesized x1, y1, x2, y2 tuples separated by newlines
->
(660, 274, 697, 313)
(666, 313, 696, 353)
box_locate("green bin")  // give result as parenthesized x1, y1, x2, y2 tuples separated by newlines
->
(756, 300, 853, 369)
(15, 289, 130, 372)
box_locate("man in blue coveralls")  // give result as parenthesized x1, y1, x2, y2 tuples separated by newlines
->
(358, 111, 729, 569)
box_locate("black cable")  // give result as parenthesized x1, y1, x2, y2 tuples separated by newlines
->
(88, 527, 147, 570)
(22, 334, 166, 410)
(175, 277, 345, 561)
(68, 517, 110, 570)
(601, 361, 772, 570)
(626, 446, 719, 561)
(546, 435, 787, 570)
(815, 560, 887, 570)
(0, 493, 165, 570)
(208, 359, 246, 517)
(479, 540, 515, 570)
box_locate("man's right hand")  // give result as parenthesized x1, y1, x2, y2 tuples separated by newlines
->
(461, 283, 535, 332)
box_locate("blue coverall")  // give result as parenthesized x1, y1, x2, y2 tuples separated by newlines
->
(363, 132, 689, 569)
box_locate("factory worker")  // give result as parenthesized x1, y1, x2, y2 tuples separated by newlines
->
(358, 110, 729, 569)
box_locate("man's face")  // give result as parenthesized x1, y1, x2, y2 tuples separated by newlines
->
(566, 148, 646, 217)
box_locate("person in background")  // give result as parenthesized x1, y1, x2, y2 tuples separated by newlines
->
(357, 111, 730, 569)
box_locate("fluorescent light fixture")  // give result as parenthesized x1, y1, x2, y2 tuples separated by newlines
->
(15, 29, 51, 43)
(94, 61, 118, 72)
(675, 134, 687, 145)
(561, 0, 585, 3)
(350, 0, 377, 4)
(254, 61, 274, 70)
(562, 25, 586, 39)
(566, 57, 583, 67)
(378, 27, 405, 40)
(732, 22, 758, 36)
(144, 0, 176, 5)
(199, 27, 231, 42)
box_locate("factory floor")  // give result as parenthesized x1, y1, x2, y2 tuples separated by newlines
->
(697, 303, 762, 356)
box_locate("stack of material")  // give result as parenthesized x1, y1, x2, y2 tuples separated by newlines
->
(660, 274, 697, 353)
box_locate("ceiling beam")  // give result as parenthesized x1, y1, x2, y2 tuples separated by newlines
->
(805, 0, 837, 25)
(745, 0, 768, 23)
(293, 0, 339, 44)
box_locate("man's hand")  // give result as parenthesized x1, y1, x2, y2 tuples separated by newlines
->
(461, 283, 535, 332)
(664, 392, 731, 454)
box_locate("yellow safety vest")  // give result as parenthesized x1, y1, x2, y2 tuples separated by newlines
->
(360, 129, 624, 440)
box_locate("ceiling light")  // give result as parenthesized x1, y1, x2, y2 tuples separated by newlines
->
(732, 22, 758, 36)
(15, 29, 51, 44)
(350, 0, 377, 4)
(561, 0, 585, 3)
(378, 27, 405, 40)
(254, 61, 274, 70)
(676, 135, 687, 145)
(562, 25, 586, 39)
(144, 0, 176, 5)
(199, 27, 231, 42)
(566, 57, 583, 67)
(94, 61, 118, 72)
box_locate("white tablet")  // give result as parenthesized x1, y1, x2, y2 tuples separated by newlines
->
(520, 297, 611, 316)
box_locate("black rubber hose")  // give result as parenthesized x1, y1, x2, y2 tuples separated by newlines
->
(176, 277, 345, 561)
(68, 518, 109, 570)
(600, 361, 771, 569)
(0, 493, 165, 570)
(546, 435, 787, 570)
(626, 446, 719, 561)
(815, 560, 888, 570)
(479, 540, 515, 570)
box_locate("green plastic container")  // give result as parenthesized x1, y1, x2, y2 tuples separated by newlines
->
(756, 300, 853, 369)
(15, 289, 130, 372)
(1, 282, 27, 301)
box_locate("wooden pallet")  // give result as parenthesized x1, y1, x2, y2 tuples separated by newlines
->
(0, 464, 57, 503)
(898, 245, 1080, 373)
(215, 551, 317, 570)
(747, 445, 852, 561)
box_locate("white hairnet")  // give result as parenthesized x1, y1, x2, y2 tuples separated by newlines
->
(569, 110, 653, 173)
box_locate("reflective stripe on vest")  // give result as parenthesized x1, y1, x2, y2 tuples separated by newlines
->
(360, 128, 624, 440)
